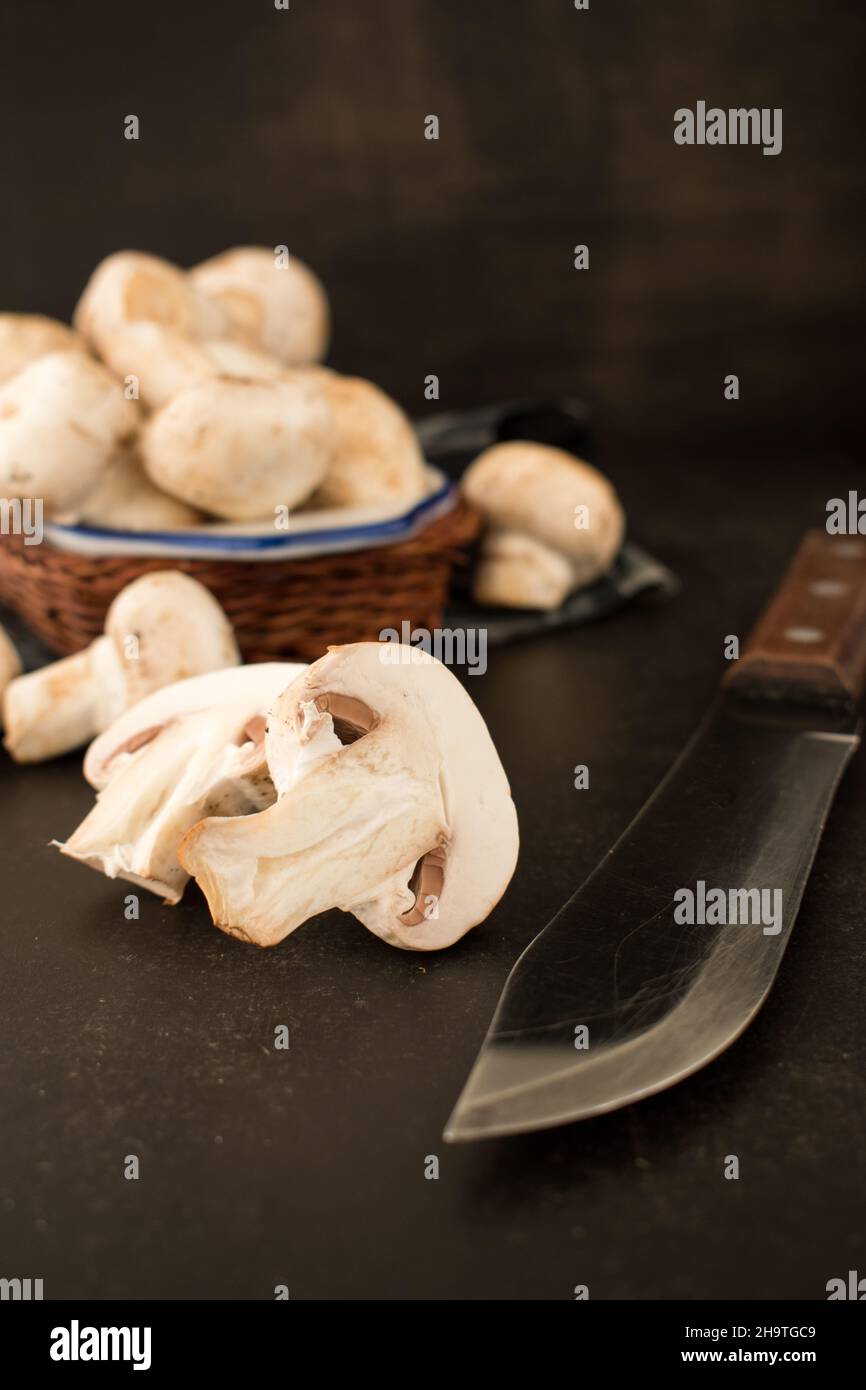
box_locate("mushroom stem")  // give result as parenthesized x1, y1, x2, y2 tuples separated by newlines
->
(3, 571, 240, 763)
(3, 637, 118, 763)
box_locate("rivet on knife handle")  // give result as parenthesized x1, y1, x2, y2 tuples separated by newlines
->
(724, 530, 866, 706)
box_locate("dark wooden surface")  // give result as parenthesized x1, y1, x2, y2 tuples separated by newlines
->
(2, 445, 865, 1300)
(0, 0, 865, 1300)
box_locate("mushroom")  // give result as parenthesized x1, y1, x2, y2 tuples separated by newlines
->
(178, 642, 519, 950)
(73, 250, 230, 357)
(189, 246, 329, 366)
(0, 313, 87, 386)
(0, 621, 22, 721)
(473, 528, 583, 610)
(308, 375, 429, 508)
(461, 442, 625, 609)
(74, 443, 204, 531)
(3, 571, 240, 763)
(140, 374, 335, 520)
(58, 662, 304, 903)
(0, 351, 139, 515)
(97, 321, 286, 412)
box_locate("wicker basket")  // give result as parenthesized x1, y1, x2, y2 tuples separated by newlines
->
(0, 501, 480, 662)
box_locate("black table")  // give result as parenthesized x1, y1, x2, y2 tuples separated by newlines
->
(2, 445, 863, 1300)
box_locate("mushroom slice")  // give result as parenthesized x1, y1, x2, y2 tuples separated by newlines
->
(179, 642, 519, 950)
(3, 571, 239, 763)
(189, 246, 329, 366)
(58, 663, 304, 903)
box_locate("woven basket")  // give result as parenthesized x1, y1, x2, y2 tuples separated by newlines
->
(0, 501, 480, 662)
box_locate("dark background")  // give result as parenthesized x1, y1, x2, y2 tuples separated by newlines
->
(0, 0, 863, 452)
(1, 0, 865, 1302)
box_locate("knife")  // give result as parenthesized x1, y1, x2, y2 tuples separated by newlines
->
(444, 530, 866, 1141)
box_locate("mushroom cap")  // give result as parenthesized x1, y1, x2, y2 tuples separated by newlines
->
(202, 337, 285, 382)
(74, 250, 230, 356)
(140, 375, 335, 520)
(0, 350, 139, 513)
(473, 528, 577, 610)
(97, 322, 287, 411)
(0, 313, 87, 386)
(179, 642, 519, 951)
(103, 570, 240, 711)
(461, 441, 625, 581)
(189, 246, 329, 365)
(309, 375, 429, 508)
(0, 622, 22, 719)
(75, 443, 204, 530)
(97, 321, 216, 411)
(61, 662, 305, 903)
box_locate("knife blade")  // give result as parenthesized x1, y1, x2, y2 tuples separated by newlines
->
(444, 530, 866, 1141)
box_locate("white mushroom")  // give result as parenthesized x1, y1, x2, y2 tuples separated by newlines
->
(189, 246, 329, 365)
(74, 443, 204, 531)
(140, 375, 335, 520)
(3, 571, 239, 763)
(178, 642, 519, 951)
(58, 662, 304, 903)
(461, 441, 625, 609)
(0, 313, 87, 386)
(308, 374, 429, 507)
(473, 529, 581, 610)
(96, 321, 218, 411)
(0, 351, 139, 515)
(0, 622, 22, 723)
(202, 337, 285, 382)
(74, 250, 230, 357)
(97, 321, 286, 412)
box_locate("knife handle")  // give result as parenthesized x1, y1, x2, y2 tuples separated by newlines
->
(724, 529, 866, 706)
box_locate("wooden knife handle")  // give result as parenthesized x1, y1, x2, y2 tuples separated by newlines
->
(724, 530, 866, 706)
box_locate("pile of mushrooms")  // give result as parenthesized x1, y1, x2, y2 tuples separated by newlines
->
(461, 441, 625, 609)
(0, 247, 430, 531)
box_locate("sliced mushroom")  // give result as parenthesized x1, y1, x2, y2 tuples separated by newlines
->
(189, 246, 329, 366)
(58, 662, 304, 903)
(307, 374, 429, 508)
(0, 313, 87, 386)
(140, 375, 335, 520)
(0, 622, 22, 724)
(74, 250, 230, 357)
(74, 443, 204, 531)
(461, 442, 625, 609)
(3, 571, 239, 763)
(178, 642, 519, 951)
(0, 351, 140, 515)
